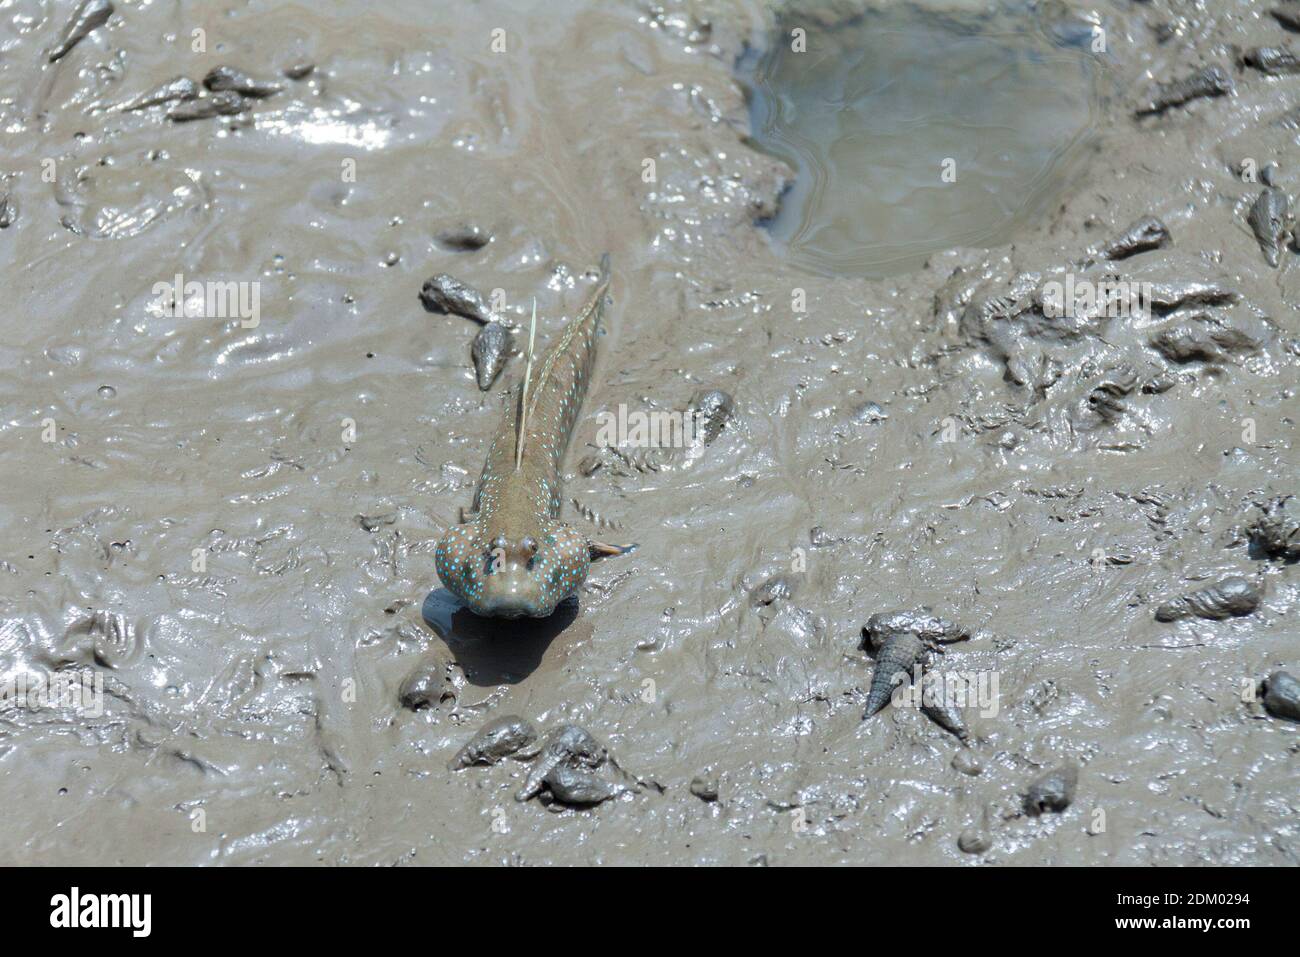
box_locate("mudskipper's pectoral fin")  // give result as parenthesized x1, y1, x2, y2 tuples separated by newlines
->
(589, 540, 637, 561)
(458, 506, 479, 524)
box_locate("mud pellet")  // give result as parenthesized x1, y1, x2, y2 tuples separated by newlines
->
(1137, 65, 1233, 116)
(543, 765, 623, 805)
(436, 225, 491, 251)
(688, 388, 735, 445)
(203, 65, 283, 98)
(952, 750, 983, 776)
(1273, 7, 1300, 32)
(1243, 46, 1300, 76)
(516, 724, 609, 802)
(1247, 188, 1289, 268)
(1025, 765, 1078, 815)
(283, 60, 316, 80)
(1155, 575, 1261, 622)
(749, 574, 794, 608)
(48, 0, 114, 62)
(471, 320, 513, 390)
(958, 827, 992, 854)
(809, 526, 844, 547)
(1103, 216, 1171, 260)
(1147, 281, 1238, 314)
(398, 659, 450, 711)
(1262, 671, 1300, 722)
(168, 91, 247, 122)
(1250, 496, 1300, 560)
(862, 609, 970, 650)
(450, 715, 537, 769)
(689, 773, 719, 802)
(356, 511, 396, 532)
(419, 273, 495, 323)
(920, 671, 969, 741)
(1142, 372, 1178, 394)
(851, 400, 888, 423)
(119, 77, 199, 112)
(864, 632, 925, 718)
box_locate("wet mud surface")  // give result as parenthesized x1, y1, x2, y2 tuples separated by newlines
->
(1, 0, 1296, 865)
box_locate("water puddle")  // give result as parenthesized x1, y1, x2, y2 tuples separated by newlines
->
(740, 3, 1101, 278)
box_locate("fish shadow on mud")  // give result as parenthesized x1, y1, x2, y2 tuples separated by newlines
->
(421, 588, 579, 686)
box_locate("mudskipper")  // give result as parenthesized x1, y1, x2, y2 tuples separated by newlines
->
(435, 256, 634, 618)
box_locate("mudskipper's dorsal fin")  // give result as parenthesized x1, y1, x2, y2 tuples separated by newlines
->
(514, 297, 538, 471)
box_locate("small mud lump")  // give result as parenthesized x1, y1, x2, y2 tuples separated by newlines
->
(542, 765, 625, 806)
(864, 632, 925, 718)
(958, 827, 992, 854)
(1243, 46, 1300, 76)
(1136, 65, 1233, 116)
(419, 273, 495, 323)
(398, 658, 451, 711)
(688, 388, 735, 445)
(471, 320, 513, 390)
(1155, 576, 1261, 622)
(861, 609, 971, 650)
(1025, 765, 1078, 815)
(449, 715, 537, 769)
(48, 0, 114, 62)
(1246, 188, 1290, 268)
(1250, 496, 1300, 561)
(516, 724, 607, 803)
(1103, 216, 1171, 260)
(749, 574, 795, 609)
(690, 773, 719, 802)
(1261, 671, 1300, 723)
(203, 65, 283, 98)
(168, 91, 246, 122)
(436, 225, 491, 251)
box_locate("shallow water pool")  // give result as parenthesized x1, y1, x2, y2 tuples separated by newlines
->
(741, 3, 1100, 278)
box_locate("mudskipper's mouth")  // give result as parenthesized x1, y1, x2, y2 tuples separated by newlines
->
(471, 594, 553, 620)
(458, 563, 560, 619)
(462, 582, 553, 621)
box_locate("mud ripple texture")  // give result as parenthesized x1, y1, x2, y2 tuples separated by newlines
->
(0, 0, 1296, 865)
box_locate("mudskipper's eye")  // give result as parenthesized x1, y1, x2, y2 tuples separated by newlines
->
(522, 536, 540, 570)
